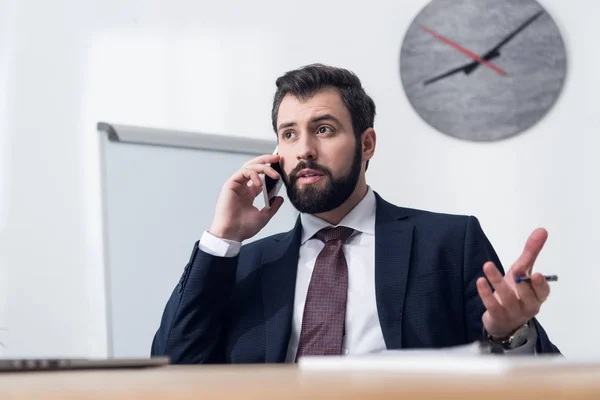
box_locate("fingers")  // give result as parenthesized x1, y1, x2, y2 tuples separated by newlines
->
(243, 164, 281, 180)
(230, 164, 281, 190)
(260, 196, 284, 218)
(242, 154, 281, 181)
(228, 154, 282, 191)
(515, 277, 541, 317)
(243, 154, 280, 167)
(477, 277, 507, 322)
(248, 181, 264, 198)
(511, 228, 548, 276)
(479, 263, 549, 337)
(483, 262, 520, 318)
(531, 273, 551, 303)
(479, 243, 552, 337)
(234, 168, 262, 188)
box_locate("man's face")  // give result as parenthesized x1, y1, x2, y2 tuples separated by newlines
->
(275, 88, 363, 214)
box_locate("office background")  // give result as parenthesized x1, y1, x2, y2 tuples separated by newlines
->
(0, 0, 597, 359)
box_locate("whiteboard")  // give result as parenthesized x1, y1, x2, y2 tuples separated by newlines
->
(98, 123, 298, 358)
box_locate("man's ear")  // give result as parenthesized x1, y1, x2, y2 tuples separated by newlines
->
(361, 128, 376, 162)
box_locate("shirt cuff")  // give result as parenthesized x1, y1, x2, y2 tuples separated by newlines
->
(198, 231, 242, 258)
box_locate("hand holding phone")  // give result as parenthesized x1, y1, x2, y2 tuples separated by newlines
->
(208, 149, 284, 242)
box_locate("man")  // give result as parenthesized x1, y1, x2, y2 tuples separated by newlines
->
(152, 64, 559, 363)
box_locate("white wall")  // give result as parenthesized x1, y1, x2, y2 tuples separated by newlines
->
(0, 0, 597, 358)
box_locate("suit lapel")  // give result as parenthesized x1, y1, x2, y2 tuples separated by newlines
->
(374, 193, 414, 350)
(261, 218, 302, 362)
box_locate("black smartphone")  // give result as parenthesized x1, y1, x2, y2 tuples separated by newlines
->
(261, 147, 283, 207)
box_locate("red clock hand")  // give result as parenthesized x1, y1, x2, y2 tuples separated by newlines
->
(420, 25, 507, 76)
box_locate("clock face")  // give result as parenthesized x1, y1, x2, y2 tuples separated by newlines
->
(399, 0, 567, 141)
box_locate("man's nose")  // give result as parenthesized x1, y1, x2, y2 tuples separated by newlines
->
(296, 135, 317, 162)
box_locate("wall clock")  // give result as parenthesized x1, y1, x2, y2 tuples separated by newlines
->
(399, 0, 567, 141)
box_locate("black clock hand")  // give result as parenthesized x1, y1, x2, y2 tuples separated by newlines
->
(424, 52, 501, 86)
(423, 10, 544, 85)
(466, 10, 545, 75)
(485, 10, 544, 58)
(465, 50, 500, 74)
(424, 63, 477, 86)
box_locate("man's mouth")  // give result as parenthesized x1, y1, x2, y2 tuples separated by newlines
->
(296, 169, 325, 184)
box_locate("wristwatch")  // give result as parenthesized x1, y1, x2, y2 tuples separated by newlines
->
(484, 321, 530, 352)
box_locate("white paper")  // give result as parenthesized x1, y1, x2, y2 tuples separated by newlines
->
(298, 343, 592, 375)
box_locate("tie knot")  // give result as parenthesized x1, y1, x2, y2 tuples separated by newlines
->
(315, 226, 355, 243)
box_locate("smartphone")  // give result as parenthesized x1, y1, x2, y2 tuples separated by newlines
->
(261, 147, 284, 208)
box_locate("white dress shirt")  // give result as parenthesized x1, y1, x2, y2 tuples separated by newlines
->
(199, 188, 387, 362)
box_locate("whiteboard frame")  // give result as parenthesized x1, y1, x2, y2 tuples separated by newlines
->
(96, 122, 276, 357)
(97, 122, 275, 154)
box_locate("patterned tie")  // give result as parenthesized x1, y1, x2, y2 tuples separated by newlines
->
(296, 226, 355, 360)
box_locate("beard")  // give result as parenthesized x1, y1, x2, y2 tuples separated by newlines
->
(282, 143, 362, 214)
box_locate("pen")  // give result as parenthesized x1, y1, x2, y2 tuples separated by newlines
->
(515, 275, 558, 284)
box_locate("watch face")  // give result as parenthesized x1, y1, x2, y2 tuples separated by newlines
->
(399, 0, 567, 141)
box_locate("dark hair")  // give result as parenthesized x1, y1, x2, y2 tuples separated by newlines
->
(271, 64, 376, 170)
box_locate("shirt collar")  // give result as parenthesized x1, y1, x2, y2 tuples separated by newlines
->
(300, 187, 376, 245)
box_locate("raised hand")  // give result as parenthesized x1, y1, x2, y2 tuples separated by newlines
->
(209, 154, 284, 242)
(477, 228, 551, 339)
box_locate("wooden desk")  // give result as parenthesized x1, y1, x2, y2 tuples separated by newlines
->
(2, 364, 600, 399)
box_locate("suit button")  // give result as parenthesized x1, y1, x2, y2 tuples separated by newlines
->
(177, 283, 183, 293)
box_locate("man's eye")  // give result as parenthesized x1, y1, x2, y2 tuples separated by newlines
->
(318, 126, 333, 134)
(283, 131, 295, 140)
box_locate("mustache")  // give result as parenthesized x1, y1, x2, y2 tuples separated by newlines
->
(289, 161, 332, 181)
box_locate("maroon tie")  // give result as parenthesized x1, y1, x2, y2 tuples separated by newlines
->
(296, 226, 354, 360)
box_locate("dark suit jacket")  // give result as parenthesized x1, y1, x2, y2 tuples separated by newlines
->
(151, 193, 560, 363)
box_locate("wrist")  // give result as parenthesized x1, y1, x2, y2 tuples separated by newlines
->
(208, 226, 242, 242)
(485, 321, 531, 351)
(489, 326, 520, 341)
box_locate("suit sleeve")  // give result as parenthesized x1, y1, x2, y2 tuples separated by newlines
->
(151, 242, 238, 363)
(462, 216, 561, 355)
